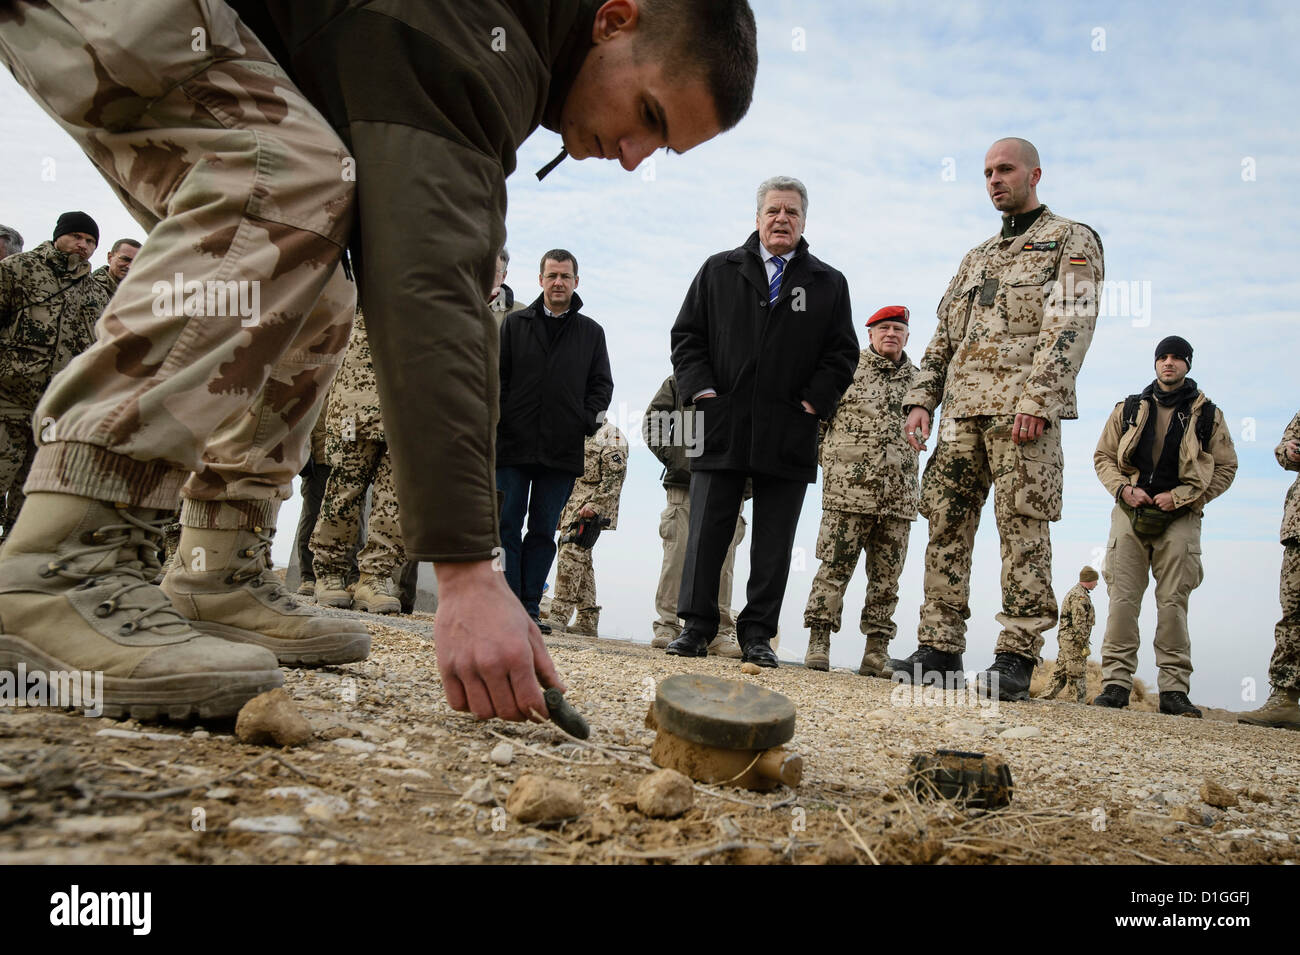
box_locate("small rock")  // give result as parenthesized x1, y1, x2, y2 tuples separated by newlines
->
(331, 738, 379, 754)
(506, 774, 583, 824)
(318, 725, 359, 741)
(636, 768, 694, 819)
(268, 835, 301, 849)
(945, 719, 985, 737)
(191, 730, 210, 741)
(205, 787, 236, 801)
(235, 689, 314, 747)
(1200, 779, 1238, 808)
(95, 728, 180, 742)
(1126, 810, 1178, 834)
(740, 662, 761, 675)
(489, 743, 514, 766)
(1161, 790, 1189, 807)
(1245, 787, 1272, 803)
(318, 839, 339, 850)
(865, 708, 894, 722)
(1170, 805, 1207, 826)
(820, 837, 858, 865)
(230, 815, 303, 835)
(54, 815, 145, 836)
(999, 726, 1041, 739)
(1261, 830, 1291, 843)
(503, 836, 550, 851)
(462, 778, 497, 806)
(304, 802, 337, 823)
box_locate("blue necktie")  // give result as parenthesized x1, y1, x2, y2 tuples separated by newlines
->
(768, 255, 785, 304)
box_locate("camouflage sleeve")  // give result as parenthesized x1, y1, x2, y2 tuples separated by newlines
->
(0, 258, 16, 334)
(1015, 225, 1103, 423)
(903, 259, 968, 413)
(1179, 407, 1237, 509)
(587, 443, 628, 519)
(1093, 401, 1129, 499)
(1276, 411, 1300, 472)
(1084, 597, 1095, 632)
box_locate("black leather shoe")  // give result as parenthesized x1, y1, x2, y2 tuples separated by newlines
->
(887, 645, 965, 686)
(739, 636, 778, 668)
(665, 629, 710, 657)
(1092, 684, 1130, 708)
(1159, 690, 1203, 719)
(530, 615, 552, 635)
(976, 652, 1035, 702)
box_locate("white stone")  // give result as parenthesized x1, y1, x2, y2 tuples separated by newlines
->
(331, 738, 378, 753)
(54, 815, 146, 836)
(999, 726, 1042, 739)
(230, 815, 303, 835)
(489, 743, 514, 766)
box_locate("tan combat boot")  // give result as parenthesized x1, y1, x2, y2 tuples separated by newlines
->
(858, 635, 890, 678)
(707, 632, 743, 658)
(314, 573, 352, 608)
(651, 628, 676, 649)
(570, 608, 599, 637)
(162, 524, 370, 666)
(353, 573, 400, 614)
(546, 601, 574, 633)
(805, 626, 831, 671)
(0, 493, 282, 720)
(1238, 687, 1300, 730)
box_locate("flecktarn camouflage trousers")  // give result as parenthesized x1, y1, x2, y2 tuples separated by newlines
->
(804, 508, 909, 642)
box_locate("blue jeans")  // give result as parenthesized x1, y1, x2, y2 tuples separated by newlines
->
(496, 465, 576, 617)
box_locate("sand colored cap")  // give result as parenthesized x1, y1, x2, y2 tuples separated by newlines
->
(1079, 566, 1099, 582)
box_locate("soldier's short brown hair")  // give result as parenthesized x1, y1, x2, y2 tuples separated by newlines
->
(636, 0, 758, 132)
(109, 238, 142, 254)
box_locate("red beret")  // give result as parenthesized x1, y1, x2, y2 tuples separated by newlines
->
(867, 305, 909, 327)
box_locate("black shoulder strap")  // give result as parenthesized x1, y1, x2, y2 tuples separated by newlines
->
(1196, 400, 1216, 450)
(1120, 395, 1143, 435)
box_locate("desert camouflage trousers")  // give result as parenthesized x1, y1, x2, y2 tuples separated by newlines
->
(0, 414, 36, 541)
(550, 542, 597, 631)
(803, 509, 910, 642)
(0, 0, 355, 532)
(917, 415, 1060, 658)
(310, 437, 404, 578)
(1040, 628, 1090, 702)
(1269, 543, 1300, 691)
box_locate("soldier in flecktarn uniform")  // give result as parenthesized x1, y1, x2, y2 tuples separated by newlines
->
(0, 212, 108, 541)
(310, 310, 407, 615)
(891, 137, 1105, 701)
(1038, 566, 1098, 703)
(803, 306, 919, 677)
(545, 422, 627, 637)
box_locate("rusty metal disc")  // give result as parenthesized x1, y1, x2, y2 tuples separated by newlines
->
(653, 673, 796, 750)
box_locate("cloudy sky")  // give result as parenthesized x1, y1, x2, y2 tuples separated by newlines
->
(2, 1, 1297, 709)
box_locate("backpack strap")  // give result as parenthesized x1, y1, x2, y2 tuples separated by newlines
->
(1195, 400, 1216, 451)
(1119, 394, 1143, 436)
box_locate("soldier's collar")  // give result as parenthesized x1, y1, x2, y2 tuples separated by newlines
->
(1000, 205, 1046, 238)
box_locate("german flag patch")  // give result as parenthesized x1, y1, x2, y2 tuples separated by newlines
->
(1069, 255, 1088, 266)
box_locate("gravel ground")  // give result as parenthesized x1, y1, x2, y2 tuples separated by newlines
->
(1, 612, 1296, 865)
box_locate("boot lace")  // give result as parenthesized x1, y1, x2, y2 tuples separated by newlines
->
(226, 526, 298, 607)
(39, 505, 189, 636)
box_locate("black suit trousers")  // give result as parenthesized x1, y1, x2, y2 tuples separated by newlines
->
(677, 469, 806, 642)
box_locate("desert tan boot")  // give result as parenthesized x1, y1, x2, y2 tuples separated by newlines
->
(707, 632, 743, 658)
(314, 573, 352, 608)
(162, 524, 370, 666)
(858, 635, 890, 678)
(0, 493, 282, 721)
(353, 573, 400, 615)
(1238, 687, 1300, 731)
(570, 608, 599, 637)
(804, 627, 831, 671)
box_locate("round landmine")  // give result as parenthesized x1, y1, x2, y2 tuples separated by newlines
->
(654, 673, 796, 750)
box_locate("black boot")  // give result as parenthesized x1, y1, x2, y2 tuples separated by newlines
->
(739, 634, 778, 668)
(665, 628, 711, 658)
(1092, 684, 1130, 708)
(977, 653, 1035, 702)
(887, 645, 965, 686)
(1159, 691, 1203, 719)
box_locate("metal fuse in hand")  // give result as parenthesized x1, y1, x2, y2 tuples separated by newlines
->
(543, 687, 590, 740)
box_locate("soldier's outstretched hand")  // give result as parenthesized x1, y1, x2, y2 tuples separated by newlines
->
(432, 560, 565, 722)
(905, 406, 931, 451)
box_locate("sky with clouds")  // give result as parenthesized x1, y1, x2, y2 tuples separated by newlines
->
(2, 1, 1297, 709)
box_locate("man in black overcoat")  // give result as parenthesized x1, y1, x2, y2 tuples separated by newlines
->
(667, 176, 859, 667)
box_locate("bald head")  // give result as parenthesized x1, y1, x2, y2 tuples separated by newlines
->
(991, 137, 1040, 169)
(984, 137, 1042, 215)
